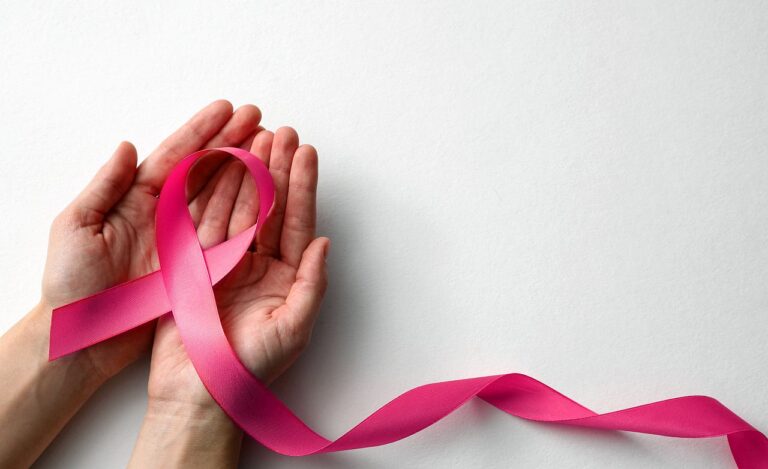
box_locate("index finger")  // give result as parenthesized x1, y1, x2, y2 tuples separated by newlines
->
(134, 99, 234, 195)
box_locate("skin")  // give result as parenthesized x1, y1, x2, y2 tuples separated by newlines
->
(132, 128, 329, 467)
(0, 100, 329, 468)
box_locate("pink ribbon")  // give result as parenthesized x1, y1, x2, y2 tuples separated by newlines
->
(49, 148, 767, 467)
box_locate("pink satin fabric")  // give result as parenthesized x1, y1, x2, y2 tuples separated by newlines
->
(49, 148, 767, 467)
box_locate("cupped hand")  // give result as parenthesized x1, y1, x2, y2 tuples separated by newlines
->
(147, 126, 330, 407)
(42, 100, 265, 380)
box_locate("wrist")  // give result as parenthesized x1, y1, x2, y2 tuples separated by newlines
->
(145, 396, 241, 432)
(0, 303, 106, 466)
(39, 295, 153, 384)
(129, 397, 243, 468)
(26, 301, 107, 391)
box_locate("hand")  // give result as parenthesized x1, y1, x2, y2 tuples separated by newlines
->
(147, 126, 330, 406)
(41, 100, 265, 381)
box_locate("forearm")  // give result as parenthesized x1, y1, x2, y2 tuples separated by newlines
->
(0, 303, 106, 468)
(129, 398, 243, 468)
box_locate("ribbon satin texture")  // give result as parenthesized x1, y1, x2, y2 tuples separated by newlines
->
(49, 148, 767, 467)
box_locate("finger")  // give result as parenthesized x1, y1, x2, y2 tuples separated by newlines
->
(70, 141, 138, 226)
(228, 130, 275, 238)
(188, 157, 233, 226)
(240, 126, 265, 151)
(257, 127, 299, 257)
(188, 128, 268, 227)
(279, 145, 318, 267)
(196, 160, 245, 249)
(205, 105, 262, 149)
(186, 105, 262, 200)
(278, 237, 330, 339)
(249, 128, 274, 166)
(134, 100, 233, 196)
(234, 129, 259, 157)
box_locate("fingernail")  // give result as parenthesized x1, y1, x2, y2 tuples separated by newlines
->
(323, 239, 331, 259)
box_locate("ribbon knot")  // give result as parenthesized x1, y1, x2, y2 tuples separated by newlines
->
(50, 148, 767, 466)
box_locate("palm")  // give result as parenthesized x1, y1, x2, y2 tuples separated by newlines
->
(148, 127, 329, 405)
(219, 255, 301, 381)
(41, 101, 266, 380)
(150, 256, 297, 400)
(43, 193, 151, 306)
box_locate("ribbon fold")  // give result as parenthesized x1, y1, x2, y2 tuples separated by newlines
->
(49, 148, 767, 467)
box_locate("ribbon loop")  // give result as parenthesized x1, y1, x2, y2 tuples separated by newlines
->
(49, 148, 768, 467)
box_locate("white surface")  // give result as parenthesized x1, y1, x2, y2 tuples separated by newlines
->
(1, 1, 766, 467)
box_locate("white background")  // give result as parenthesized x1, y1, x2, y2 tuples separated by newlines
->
(1, 1, 766, 467)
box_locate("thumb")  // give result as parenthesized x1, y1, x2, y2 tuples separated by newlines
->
(280, 237, 331, 337)
(71, 141, 138, 223)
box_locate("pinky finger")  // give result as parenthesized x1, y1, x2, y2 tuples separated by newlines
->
(278, 237, 331, 342)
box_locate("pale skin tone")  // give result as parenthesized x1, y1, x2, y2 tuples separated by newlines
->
(0, 100, 329, 468)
